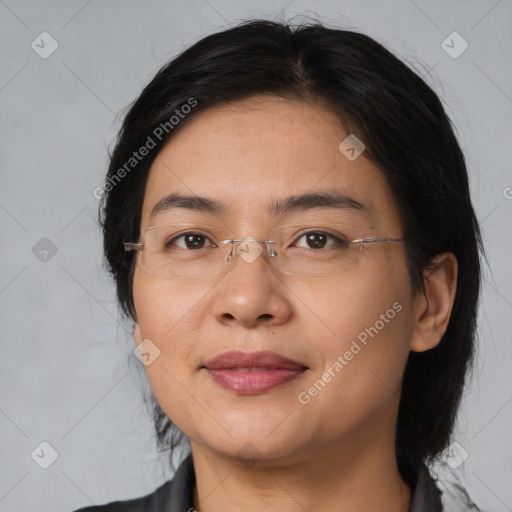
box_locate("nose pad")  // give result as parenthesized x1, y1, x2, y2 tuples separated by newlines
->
(224, 243, 236, 263)
(223, 238, 268, 266)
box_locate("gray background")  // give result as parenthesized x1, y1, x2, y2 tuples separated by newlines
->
(1, 0, 511, 510)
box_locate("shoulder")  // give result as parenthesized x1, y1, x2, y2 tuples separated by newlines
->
(71, 455, 195, 512)
(434, 462, 483, 512)
(411, 460, 482, 512)
(72, 479, 173, 512)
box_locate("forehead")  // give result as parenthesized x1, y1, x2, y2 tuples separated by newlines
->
(141, 96, 402, 231)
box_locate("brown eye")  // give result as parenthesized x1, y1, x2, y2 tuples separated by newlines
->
(305, 232, 328, 249)
(184, 234, 207, 249)
(166, 232, 214, 250)
(294, 231, 347, 250)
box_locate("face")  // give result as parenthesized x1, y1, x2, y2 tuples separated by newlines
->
(132, 96, 417, 465)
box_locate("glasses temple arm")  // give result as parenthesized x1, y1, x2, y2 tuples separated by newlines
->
(124, 242, 142, 252)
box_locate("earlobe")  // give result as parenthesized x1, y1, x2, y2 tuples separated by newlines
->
(410, 252, 458, 353)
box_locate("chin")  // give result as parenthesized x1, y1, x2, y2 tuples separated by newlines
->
(191, 422, 308, 466)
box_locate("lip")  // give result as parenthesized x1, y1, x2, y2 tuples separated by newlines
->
(202, 350, 308, 395)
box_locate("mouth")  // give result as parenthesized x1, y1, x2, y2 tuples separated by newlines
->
(202, 350, 308, 395)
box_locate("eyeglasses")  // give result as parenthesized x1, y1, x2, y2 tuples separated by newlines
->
(124, 223, 406, 279)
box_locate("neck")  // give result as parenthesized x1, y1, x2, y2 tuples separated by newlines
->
(189, 432, 411, 512)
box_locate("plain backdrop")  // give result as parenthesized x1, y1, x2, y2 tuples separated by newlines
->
(1, 1, 511, 511)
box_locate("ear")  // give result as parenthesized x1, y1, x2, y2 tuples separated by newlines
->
(410, 252, 458, 353)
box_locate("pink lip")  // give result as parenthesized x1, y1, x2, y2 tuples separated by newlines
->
(202, 351, 308, 395)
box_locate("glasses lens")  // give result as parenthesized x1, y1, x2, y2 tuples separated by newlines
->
(269, 224, 363, 276)
(140, 224, 229, 278)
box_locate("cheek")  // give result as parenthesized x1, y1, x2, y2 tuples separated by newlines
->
(317, 288, 411, 385)
(306, 249, 411, 341)
(132, 271, 208, 434)
(300, 254, 413, 422)
(132, 271, 198, 391)
(132, 268, 208, 341)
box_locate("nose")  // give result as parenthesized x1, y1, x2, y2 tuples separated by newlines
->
(211, 242, 292, 328)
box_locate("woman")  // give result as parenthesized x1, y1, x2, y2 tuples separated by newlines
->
(75, 19, 483, 511)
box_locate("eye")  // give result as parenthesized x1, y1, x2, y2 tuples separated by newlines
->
(293, 231, 348, 250)
(166, 232, 216, 250)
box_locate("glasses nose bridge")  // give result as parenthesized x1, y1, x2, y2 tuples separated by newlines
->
(222, 237, 277, 267)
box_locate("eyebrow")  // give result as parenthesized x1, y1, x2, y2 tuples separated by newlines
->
(150, 193, 225, 218)
(269, 191, 366, 217)
(149, 191, 367, 219)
